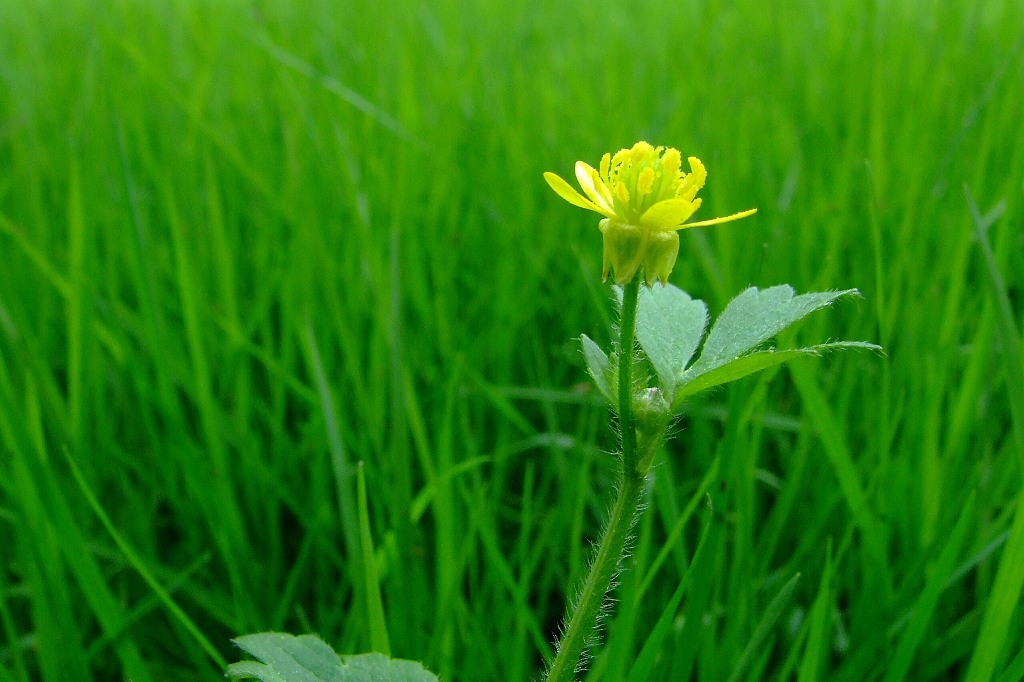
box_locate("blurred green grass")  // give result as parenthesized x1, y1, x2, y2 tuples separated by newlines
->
(0, 0, 1022, 680)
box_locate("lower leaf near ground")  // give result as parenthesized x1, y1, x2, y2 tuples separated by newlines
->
(227, 633, 440, 682)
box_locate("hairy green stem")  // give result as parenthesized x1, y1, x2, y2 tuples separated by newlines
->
(617, 278, 640, 476)
(545, 278, 643, 682)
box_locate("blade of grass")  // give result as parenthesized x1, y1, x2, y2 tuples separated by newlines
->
(0, 565, 30, 682)
(20, 452, 154, 682)
(670, 510, 727, 680)
(798, 541, 834, 682)
(885, 492, 976, 682)
(357, 461, 391, 656)
(963, 187, 1024, 682)
(62, 448, 228, 671)
(637, 454, 720, 600)
(0, 209, 122, 362)
(162, 180, 249, 611)
(303, 321, 362, 590)
(964, 188, 1022, 468)
(627, 522, 711, 682)
(726, 573, 801, 682)
(64, 159, 87, 453)
(0, 372, 95, 681)
(995, 645, 1024, 682)
(790, 362, 892, 600)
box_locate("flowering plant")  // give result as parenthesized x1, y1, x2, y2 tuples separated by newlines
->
(540, 142, 878, 682)
(544, 141, 756, 285)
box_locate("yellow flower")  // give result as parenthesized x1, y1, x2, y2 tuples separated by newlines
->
(544, 142, 757, 286)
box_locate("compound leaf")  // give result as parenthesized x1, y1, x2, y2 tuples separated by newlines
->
(227, 633, 439, 682)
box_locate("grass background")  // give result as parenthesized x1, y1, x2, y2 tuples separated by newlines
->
(1, 0, 1023, 680)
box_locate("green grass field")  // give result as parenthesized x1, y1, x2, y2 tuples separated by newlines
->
(1, 1, 1023, 680)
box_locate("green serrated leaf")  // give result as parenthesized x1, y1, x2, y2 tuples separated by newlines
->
(228, 661, 287, 682)
(686, 285, 859, 379)
(676, 348, 818, 406)
(227, 633, 439, 682)
(635, 283, 708, 398)
(673, 342, 879, 408)
(581, 334, 615, 405)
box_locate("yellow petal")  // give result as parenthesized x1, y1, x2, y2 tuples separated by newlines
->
(544, 172, 605, 213)
(679, 207, 758, 230)
(575, 161, 615, 215)
(639, 198, 700, 230)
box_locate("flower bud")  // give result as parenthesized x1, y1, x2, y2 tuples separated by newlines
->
(634, 387, 670, 435)
(634, 387, 671, 472)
